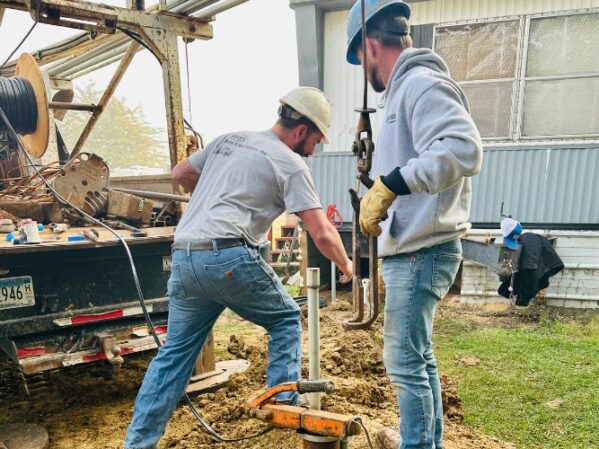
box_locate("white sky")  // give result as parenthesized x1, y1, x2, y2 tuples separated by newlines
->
(0, 0, 299, 145)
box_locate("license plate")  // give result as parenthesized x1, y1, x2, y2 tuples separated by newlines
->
(162, 256, 172, 271)
(0, 276, 35, 310)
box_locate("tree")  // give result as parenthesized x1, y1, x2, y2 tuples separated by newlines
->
(57, 81, 170, 170)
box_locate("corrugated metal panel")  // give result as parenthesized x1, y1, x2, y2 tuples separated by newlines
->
(410, 0, 599, 25)
(306, 153, 356, 220)
(471, 147, 599, 224)
(308, 147, 599, 226)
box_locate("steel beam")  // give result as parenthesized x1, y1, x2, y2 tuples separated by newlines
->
(0, 0, 213, 40)
(140, 28, 186, 168)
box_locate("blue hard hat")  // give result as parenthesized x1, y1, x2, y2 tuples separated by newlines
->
(346, 0, 411, 65)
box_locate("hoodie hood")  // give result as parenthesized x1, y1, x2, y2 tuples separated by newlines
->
(381, 48, 451, 104)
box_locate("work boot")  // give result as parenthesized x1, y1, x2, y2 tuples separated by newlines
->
(376, 427, 401, 449)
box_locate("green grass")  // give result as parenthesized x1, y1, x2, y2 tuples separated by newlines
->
(435, 308, 599, 449)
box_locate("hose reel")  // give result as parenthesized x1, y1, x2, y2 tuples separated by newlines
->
(0, 53, 50, 158)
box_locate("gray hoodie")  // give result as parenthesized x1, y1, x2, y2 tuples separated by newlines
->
(372, 47, 483, 256)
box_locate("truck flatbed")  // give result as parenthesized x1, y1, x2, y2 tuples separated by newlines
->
(0, 226, 176, 254)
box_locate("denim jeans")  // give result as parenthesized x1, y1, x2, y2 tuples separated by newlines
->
(123, 243, 301, 449)
(382, 239, 462, 449)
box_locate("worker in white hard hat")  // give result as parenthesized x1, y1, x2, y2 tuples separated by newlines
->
(345, 1, 483, 449)
(123, 87, 352, 449)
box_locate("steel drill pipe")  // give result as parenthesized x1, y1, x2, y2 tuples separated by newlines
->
(58, 42, 132, 78)
(47, 39, 129, 76)
(67, 55, 127, 80)
(192, 0, 249, 19)
(307, 267, 321, 411)
(110, 187, 190, 203)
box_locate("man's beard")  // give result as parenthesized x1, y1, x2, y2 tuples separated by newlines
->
(368, 63, 386, 93)
(292, 136, 310, 157)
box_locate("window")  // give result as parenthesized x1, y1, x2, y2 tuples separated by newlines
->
(434, 11, 599, 142)
(523, 14, 599, 137)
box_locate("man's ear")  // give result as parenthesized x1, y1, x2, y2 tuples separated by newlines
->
(365, 37, 379, 62)
(295, 124, 308, 141)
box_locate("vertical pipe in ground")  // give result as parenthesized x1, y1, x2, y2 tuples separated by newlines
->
(331, 261, 336, 301)
(307, 267, 321, 410)
(303, 268, 341, 449)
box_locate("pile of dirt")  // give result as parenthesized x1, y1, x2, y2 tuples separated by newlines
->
(0, 293, 515, 449)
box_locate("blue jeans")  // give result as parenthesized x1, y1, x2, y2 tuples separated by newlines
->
(124, 243, 301, 449)
(382, 239, 462, 449)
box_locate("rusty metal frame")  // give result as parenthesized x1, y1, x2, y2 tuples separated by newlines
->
(1, 0, 213, 40)
(0, 0, 225, 372)
(0, 0, 214, 169)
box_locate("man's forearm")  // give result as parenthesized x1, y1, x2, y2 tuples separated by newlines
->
(311, 225, 351, 273)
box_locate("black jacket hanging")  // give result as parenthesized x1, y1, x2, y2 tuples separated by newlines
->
(498, 233, 564, 306)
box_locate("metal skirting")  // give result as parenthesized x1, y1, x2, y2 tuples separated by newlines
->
(471, 147, 599, 225)
(306, 152, 356, 222)
(307, 146, 599, 228)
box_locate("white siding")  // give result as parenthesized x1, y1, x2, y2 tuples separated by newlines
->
(323, 10, 383, 152)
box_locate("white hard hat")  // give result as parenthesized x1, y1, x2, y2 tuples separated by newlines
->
(279, 86, 331, 144)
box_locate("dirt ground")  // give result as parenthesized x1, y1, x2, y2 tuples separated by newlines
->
(0, 292, 516, 449)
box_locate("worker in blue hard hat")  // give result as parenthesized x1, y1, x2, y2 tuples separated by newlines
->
(345, 1, 483, 449)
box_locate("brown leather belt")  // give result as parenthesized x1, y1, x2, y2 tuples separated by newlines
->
(172, 238, 247, 251)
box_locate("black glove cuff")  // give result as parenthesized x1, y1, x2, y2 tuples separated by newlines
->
(382, 167, 411, 196)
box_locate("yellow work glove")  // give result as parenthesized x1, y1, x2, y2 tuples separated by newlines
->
(359, 176, 396, 237)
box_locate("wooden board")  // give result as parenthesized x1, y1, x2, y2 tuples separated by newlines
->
(186, 359, 250, 395)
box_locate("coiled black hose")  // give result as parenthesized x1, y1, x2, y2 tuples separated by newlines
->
(0, 76, 38, 135)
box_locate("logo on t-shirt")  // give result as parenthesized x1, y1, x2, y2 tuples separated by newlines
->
(386, 113, 397, 124)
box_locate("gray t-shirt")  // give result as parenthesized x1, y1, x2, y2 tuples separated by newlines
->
(174, 130, 322, 247)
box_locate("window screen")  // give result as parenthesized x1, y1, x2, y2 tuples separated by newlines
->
(435, 20, 519, 139)
(523, 77, 599, 137)
(527, 13, 599, 77)
(435, 21, 519, 81)
(523, 13, 599, 137)
(462, 81, 514, 139)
